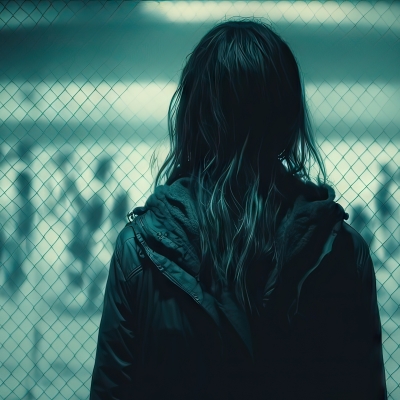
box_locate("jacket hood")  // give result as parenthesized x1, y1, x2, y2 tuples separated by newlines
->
(274, 180, 348, 280)
(129, 177, 202, 278)
(129, 174, 348, 289)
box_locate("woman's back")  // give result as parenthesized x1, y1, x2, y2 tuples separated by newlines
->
(90, 18, 387, 399)
(90, 174, 386, 399)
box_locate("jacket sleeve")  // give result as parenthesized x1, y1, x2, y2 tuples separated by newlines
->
(90, 227, 142, 399)
(326, 227, 388, 400)
(354, 241, 387, 399)
(288, 225, 388, 400)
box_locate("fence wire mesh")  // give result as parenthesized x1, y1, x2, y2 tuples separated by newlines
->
(0, 1, 399, 399)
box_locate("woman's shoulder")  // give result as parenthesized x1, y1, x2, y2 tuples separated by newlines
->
(339, 221, 374, 277)
(113, 221, 146, 281)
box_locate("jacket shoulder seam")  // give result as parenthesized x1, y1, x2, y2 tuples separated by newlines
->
(342, 222, 371, 276)
(115, 224, 144, 281)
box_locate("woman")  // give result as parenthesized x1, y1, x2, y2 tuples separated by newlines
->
(90, 19, 387, 399)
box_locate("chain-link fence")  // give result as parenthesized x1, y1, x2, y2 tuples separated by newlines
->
(0, 1, 399, 399)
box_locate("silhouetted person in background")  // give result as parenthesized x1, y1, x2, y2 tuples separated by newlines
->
(90, 19, 387, 399)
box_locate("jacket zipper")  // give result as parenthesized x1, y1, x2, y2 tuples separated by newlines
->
(132, 219, 266, 360)
(131, 222, 225, 356)
(132, 221, 202, 306)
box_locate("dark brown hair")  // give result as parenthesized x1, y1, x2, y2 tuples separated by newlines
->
(150, 18, 326, 311)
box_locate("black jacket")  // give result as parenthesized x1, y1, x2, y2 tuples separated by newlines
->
(90, 175, 387, 399)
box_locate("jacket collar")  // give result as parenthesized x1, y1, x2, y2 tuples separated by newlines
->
(129, 172, 348, 360)
(130, 177, 202, 278)
(129, 174, 348, 282)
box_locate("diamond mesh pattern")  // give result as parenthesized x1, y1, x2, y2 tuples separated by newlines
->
(1, 1, 399, 399)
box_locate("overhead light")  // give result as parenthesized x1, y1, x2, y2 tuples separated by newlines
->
(141, 1, 400, 31)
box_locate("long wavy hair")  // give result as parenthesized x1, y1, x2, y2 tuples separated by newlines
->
(149, 18, 326, 312)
